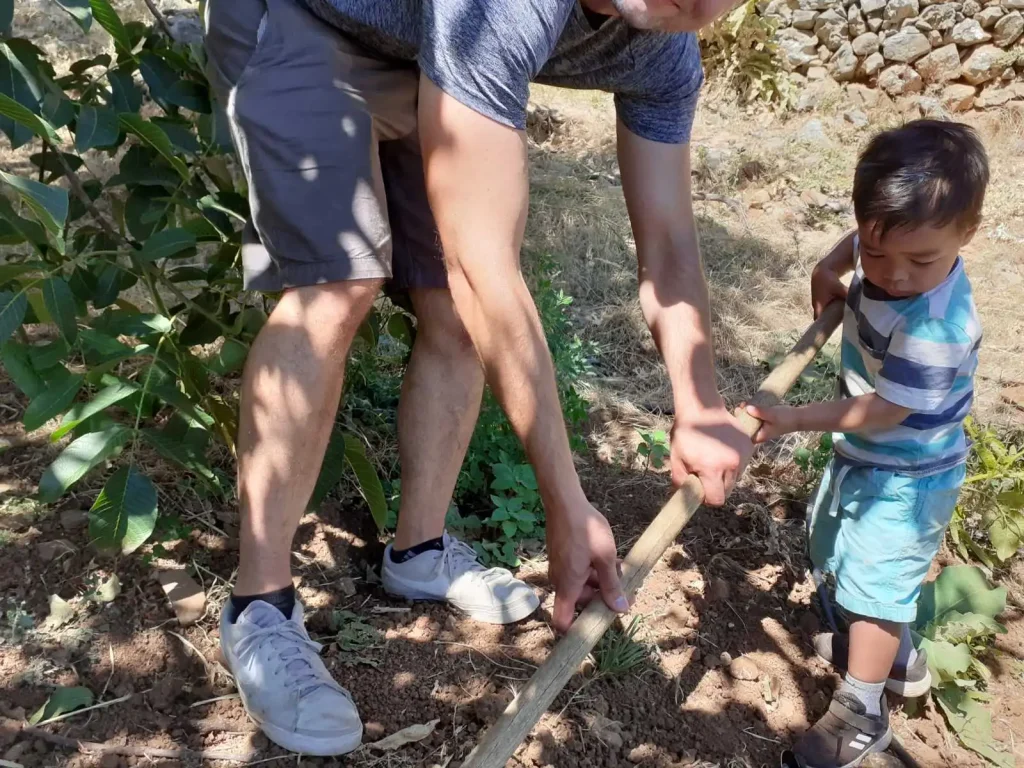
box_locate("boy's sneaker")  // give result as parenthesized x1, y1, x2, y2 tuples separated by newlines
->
(381, 533, 540, 624)
(782, 691, 892, 768)
(220, 601, 362, 756)
(813, 633, 932, 698)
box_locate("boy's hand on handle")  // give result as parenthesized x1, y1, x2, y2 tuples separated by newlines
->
(546, 497, 628, 633)
(745, 403, 800, 443)
(811, 261, 849, 319)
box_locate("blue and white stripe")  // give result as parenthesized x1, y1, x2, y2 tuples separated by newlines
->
(834, 239, 982, 475)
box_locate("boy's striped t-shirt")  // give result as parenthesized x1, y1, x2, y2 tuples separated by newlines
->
(835, 238, 982, 475)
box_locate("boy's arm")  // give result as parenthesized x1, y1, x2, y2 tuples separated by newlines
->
(811, 230, 857, 318)
(746, 394, 911, 443)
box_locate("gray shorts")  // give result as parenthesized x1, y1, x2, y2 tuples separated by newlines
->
(203, 0, 446, 292)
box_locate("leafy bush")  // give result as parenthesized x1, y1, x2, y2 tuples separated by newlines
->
(0, 0, 386, 553)
(914, 565, 1013, 768)
(948, 418, 1024, 567)
(699, 0, 794, 107)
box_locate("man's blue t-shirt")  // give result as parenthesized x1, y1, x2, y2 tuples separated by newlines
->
(300, 0, 704, 144)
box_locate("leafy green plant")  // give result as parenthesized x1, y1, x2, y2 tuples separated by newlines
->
(637, 429, 669, 473)
(326, 609, 383, 668)
(914, 565, 1013, 768)
(948, 419, 1024, 567)
(794, 432, 832, 486)
(29, 685, 94, 725)
(699, 0, 793, 107)
(591, 616, 654, 679)
(0, 0, 386, 553)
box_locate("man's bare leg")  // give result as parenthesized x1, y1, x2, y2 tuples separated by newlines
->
(234, 279, 382, 596)
(393, 287, 484, 549)
(383, 287, 540, 623)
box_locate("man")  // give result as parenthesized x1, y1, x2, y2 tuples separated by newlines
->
(204, 0, 751, 755)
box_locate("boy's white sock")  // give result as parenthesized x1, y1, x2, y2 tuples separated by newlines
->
(893, 623, 918, 669)
(839, 673, 885, 717)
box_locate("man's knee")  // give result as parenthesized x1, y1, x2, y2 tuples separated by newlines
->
(409, 288, 477, 360)
(273, 278, 384, 348)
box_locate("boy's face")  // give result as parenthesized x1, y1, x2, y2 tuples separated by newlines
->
(857, 220, 976, 298)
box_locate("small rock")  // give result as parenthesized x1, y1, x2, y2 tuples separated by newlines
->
(976, 5, 1004, 27)
(885, 0, 921, 22)
(36, 539, 75, 563)
(764, 0, 794, 23)
(863, 0, 888, 12)
(928, 28, 946, 42)
(59, 509, 89, 531)
(807, 64, 828, 80)
(868, 15, 885, 30)
(861, 754, 907, 767)
(849, 5, 868, 34)
(815, 8, 850, 50)
(338, 577, 357, 597)
(949, 16, 993, 41)
(728, 656, 761, 681)
(628, 744, 658, 764)
(364, 722, 386, 740)
(832, 41, 859, 79)
(975, 85, 1017, 106)
(918, 95, 949, 117)
(702, 146, 734, 174)
(155, 569, 206, 626)
(847, 82, 882, 107)
(961, 43, 1010, 83)
(800, 189, 831, 208)
(860, 50, 887, 75)
(719, 651, 733, 665)
(852, 30, 881, 53)
(921, 2, 959, 28)
(963, 0, 983, 13)
(793, 8, 821, 27)
(882, 27, 933, 60)
(746, 188, 772, 208)
(3, 742, 30, 762)
(878, 63, 925, 94)
(797, 118, 831, 146)
(993, 10, 1023, 44)
(915, 43, 963, 80)
(778, 27, 820, 68)
(844, 108, 870, 127)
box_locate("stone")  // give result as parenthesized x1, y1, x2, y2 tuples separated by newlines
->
(797, 0, 834, 9)
(745, 188, 772, 208)
(797, 118, 832, 145)
(929, 28, 946, 42)
(963, 0, 983, 12)
(916, 18, 935, 30)
(878, 62, 926, 92)
(860, 50, 887, 73)
(915, 43, 964, 80)
(807, 64, 829, 79)
(886, 0, 921, 21)
(764, 0, 794, 23)
(918, 95, 948, 116)
(962, 43, 1010, 81)
(818, 43, 834, 61)
(37, 539, 75, 563)
(863, 0, 888, 12)
(156, 569, 207, 626)
(993, 10, 1024, 43)
(868, 15, 885, 29)
(849, 5, 868, 34)
(778, 28, 820, 68)
(853, 30, 882, 53)
(882, 28, 933, 59)
(943, 82, 979, 109)
(975, 84, 1018, 105)
(921, 2, 959, 28)
(976, 5, 1005, 25)
(59, 508, 89, 530)
(729, 656, 762, 681)
(1004, 0, 1024, 8)
(896, 94, 924, 116)
(949, 17, 993, 42)
(847, 83, 881, 108)
(793, 8, 821, 28)
(844, 107, 870, 126)
(832, 41, 860, 77)
(815, 8, 851, 50)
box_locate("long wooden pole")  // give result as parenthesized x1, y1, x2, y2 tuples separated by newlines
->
(460, 301, 845, 768)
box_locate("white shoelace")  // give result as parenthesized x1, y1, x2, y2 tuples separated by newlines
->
(441, 535, 510, 585)
(234, 619, 340, 698)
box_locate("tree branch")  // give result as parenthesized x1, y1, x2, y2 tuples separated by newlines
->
(141, 0, 175, 40)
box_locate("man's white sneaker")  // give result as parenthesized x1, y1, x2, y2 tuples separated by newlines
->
(381, 533, 540, 624)
(219, 600, 363, 756)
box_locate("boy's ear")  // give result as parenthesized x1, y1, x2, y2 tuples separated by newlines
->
(960, 221, 980, 247)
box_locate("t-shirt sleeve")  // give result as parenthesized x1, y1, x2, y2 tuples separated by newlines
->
(614, 34, 704, 144)
(875, 318, 976, 411)
(418, 0, 573, 130)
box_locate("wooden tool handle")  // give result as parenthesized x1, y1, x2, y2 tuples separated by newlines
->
(460, 301, 844, 768)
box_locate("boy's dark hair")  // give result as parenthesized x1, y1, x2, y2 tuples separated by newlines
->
(853, 119, 989, 238)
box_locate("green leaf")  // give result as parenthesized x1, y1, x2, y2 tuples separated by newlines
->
(205, 338, 248, 375)
(918, 638, 971, 682)
(147, 380, 214, 427)
(74, 104, 119, 151)
(0, 92, 62, 143)
(38, 425, 131, 503)
(118, 114, 188, 179)
(0, 43, 41, 149)
(0, 170, 69, 237)
(1, 340, 46, 398)
(0, 195, 50, 248)
(42, 92, 75, 130)
(139, 426, 219, 488)
(138, 52, 178, 103)
(29, 150, 84, 183)
(152, 116, 200, 154)
(344, 434, 388, 532)
(0, 289, 28, 345)
(42, 277, 78, 343)
(106, 67, 142, 113)
(916, 565, 1007, 629)
(23, 369, 85, 431)
(138, 228, 197, 262)
(0, 0, 11, 36)
(167, 80, 211, 113)
(989, 516, 1022, 562)
(52, 381, 139, 441)
(502, 520, 518, 538)
(92, 263, 121, 309)
(95, 310, 172, 337)
(89, 464, 158, 554)
(27, 338, 69, 370)
(89, 0, 132, 54)
(124, 185, 168, 241)
(935, 688, 1014, 768)
(29, 686, 94, 725)
(52, 0, 93, 32)
(928, 610, 1007, 644)
(70, 54, 110, 74)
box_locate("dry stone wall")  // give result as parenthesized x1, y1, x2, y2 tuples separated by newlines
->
(761, 0, 1024, 110)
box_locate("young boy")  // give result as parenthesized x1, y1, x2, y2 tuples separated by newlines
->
(747, 120, 988, 768)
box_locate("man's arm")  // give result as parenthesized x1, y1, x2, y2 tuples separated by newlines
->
(418, 77, 627, 632)
(616, 123, 752, 505)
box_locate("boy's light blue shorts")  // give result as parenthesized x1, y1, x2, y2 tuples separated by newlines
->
(809, 457, 966, 624)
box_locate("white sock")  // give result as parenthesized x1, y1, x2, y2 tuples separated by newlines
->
(839, 673, 885, 717)
(892, 623, 918, 669)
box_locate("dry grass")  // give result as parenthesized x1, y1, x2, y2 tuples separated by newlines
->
(525, 84, 1024, 455)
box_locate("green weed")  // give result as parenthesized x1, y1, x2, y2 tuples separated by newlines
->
(637, 430, 670, 473)
(591, 616, 655, 679)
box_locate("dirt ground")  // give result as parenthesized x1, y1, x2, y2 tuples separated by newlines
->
(3, 4, 1024, 767)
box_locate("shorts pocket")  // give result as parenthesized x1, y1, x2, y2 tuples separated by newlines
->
(204, 0, 273, 96)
